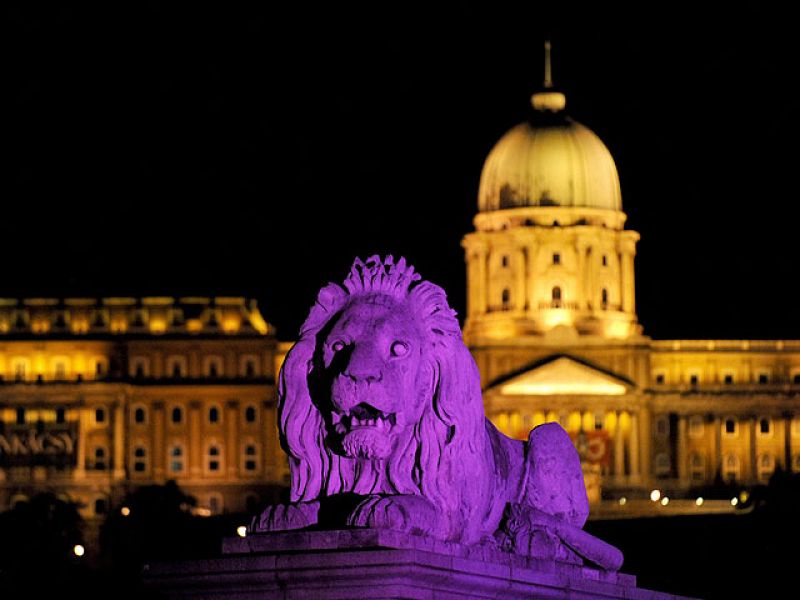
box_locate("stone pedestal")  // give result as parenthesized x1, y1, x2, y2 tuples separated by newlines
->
(144, 529, 696, 599)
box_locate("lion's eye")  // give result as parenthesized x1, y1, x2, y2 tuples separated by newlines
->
(390, 341, 409, 357)
(331, 340, 346, 352)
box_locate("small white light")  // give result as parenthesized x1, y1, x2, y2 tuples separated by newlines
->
(650, 489, 661, 502)
(121, 506, 131, 517)
(696, 497, 704, 506)
(731, 497, 739, 506)
(236, 526, 247, 538)
(660, 496, 670, 506)
(73, 544, 85, 557)
(618, 497, 627, 506)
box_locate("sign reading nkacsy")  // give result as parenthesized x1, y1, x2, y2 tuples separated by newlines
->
(0, 424, 77, 467)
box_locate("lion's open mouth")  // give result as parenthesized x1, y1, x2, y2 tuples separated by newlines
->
(332, 402, 396, 434)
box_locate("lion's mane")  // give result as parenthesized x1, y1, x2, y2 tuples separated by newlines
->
(278, 255, 492, 541)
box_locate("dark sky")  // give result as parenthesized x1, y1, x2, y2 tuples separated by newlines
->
(7, 5, 800, 340)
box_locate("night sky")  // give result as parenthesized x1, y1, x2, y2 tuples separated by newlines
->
(7, 5, 800, 341)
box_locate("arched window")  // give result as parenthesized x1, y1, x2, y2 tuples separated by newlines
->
(208, 444, 221, 472)
(601, 288, 609, 309)
(724, 417, 738, 436)
(723, 454, 739, 483)
(208, 406, 220, 424)
(167, 356, 187, 378)
(93, 446, 107, 470)
(690, 453, 705, 481)
(551, 286, 562, 306)
(133, 445, 148, 473)
(169, 444, 184, 473)
(243, 442, 259, 473)
(133, 406, 147, 424)
(501, 289, 511, 310)
(203, 356, 224, 379)
(171, 406, 183, 424)
(501, 255, 509, 268)
(758, 454, 774, 482)
(244, 405, 258, 424)
(759, 418, 772, 436)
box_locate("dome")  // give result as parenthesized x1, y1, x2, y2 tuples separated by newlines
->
(478, 92, 622, 213)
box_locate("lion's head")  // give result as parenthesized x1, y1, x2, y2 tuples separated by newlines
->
(279, 255, 491, 539)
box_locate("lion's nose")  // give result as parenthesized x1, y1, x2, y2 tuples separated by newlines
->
(343, 343, 383, 384)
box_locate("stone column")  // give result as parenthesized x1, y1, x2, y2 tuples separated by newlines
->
(629, 412, 641, 483)
(113, 400, 125, 479)
(785, 413, 794, 473)
(749, 418, 758, 483)
(526, 242, 539, 314)
(189, 401, 202, 477)
(709, 416, 721, 481)
(676, 416, 688, 482)
(226, 400, 240, 479)
(621, 248, 635, 314)
(75, 407, 86, 479)
(514, 247, 526, 312)
(466, 250, 479, 317)
(614, 412, 625, 480)
(476, 247, 488, 314)
(576, 243, 586, 309)
(638, 406, 652, 488)
(152, 402, 165, 481)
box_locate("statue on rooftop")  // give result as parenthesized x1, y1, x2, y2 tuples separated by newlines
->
(251, 255, 623, 571)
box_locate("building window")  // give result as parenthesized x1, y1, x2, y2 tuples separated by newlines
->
(656, 415, 669, 436)
(551, 286, 562, 304)
(208, 406, 220, 424)
(689, 373, 699, 386)
(244, 443, 258, 472)
(501, 289, 511, 310)
(169, 444, 184, 473)
(601, 288, 609, 309)
(794, 373, 800, 385)
(167, 356, 187, 379)
(94, 498, 108, 515)
(16, 408, 25, 425)
(724, 417, 738, 436)
(95, 360, 106, 378)
(758, 454, 775, 482)
(13, 361, 27, 382)
(757, 372, 770, 385)
(93, 446, 107, 470)
(171, 406, 183, 424)
(244, 405, 258, 424)
(690, 453, 705, 481)
(133, 406, 147, 424)
(204, 356, 224, 379)
(759, 418, 772, 436)
(654, 372, 666, 385)
(131, 357, 149, 379)
(95, 408, 106, 424)
(208, 444, 221, 472)
(552, 253, 561, 265)
(723, 373, 734, 385)
(54, 361, 67, 380)
(689, 415, 704, 438)
(133, 446, 147, 473)
(593, 413, 603, 431)
(723, 454, 739, 483)
(56, 408, 66, 424)
(655, 453, 670, 476)
(241, 356, 259, 378)
(501, 255, 509, 268)
(602, 255, 608, 267)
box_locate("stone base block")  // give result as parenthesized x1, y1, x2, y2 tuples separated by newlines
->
(145, 529, 695, 599)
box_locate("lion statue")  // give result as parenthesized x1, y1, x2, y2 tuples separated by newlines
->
(251, 255, 623, 571)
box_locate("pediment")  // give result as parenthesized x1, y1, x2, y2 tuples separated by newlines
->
(494, 356, 630, 396)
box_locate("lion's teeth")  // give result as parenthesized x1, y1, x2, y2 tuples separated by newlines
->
(331, 413, 341, 424)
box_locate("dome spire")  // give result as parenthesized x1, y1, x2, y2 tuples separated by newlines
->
(544, 40, 553, 89)
(532, 41, 566, 112)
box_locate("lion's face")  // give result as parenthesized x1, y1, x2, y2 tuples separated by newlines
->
(317, 293, 428, 460)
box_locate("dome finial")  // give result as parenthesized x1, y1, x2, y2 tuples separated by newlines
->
(531, 40, 566, 112)
(544, 40, 553, 89)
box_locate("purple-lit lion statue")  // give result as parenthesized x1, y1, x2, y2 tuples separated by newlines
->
(251, 256, 622, 570)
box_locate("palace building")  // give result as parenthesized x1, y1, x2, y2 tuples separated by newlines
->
(461, 45, 800, 506)
(0, 296, 290, 527)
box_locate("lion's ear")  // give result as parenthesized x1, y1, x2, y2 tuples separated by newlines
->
(300, 283, 347, 336)
(278, 338, 328, 502)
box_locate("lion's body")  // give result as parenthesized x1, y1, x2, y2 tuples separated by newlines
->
(251, 256, 621, 571)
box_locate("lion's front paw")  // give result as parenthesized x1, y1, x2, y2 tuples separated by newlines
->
(250, 501, 320, 533)
(347, 495, 439, 537)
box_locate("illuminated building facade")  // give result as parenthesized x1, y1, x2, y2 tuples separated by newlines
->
(462, 47, 800, 504)
(0, 296, 289, 525)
